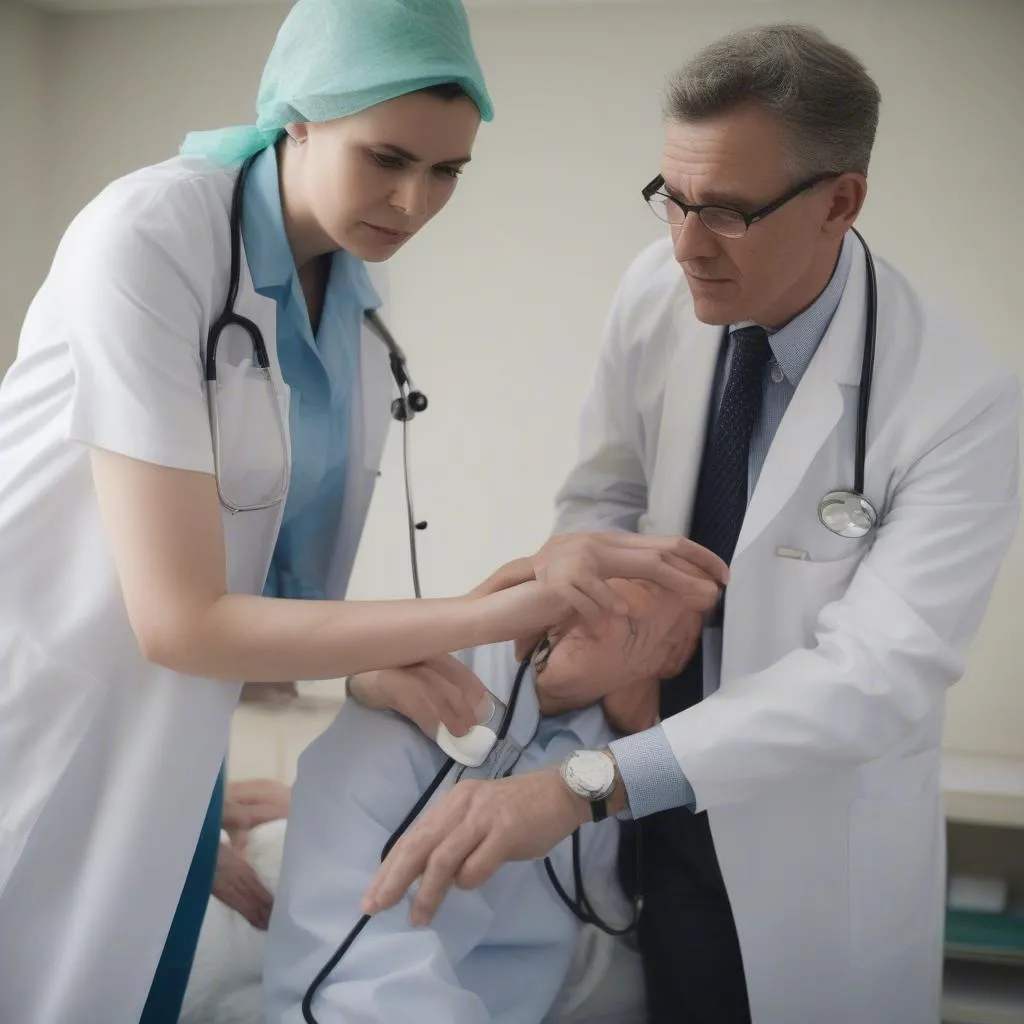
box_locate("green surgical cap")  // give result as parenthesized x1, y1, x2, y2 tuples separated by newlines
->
(181, 0, 493, 165)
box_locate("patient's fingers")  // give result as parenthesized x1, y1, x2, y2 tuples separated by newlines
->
(364, 771, 587, 926)
(364, 806, 454, 916)
(351, 656, 490, 741)
(455, 834, 506, 891)
(409, 827, 485, 927)
(600, 532, 729, 584)
(413, 656, 489, 738)
(212, 845, 274, 930)
(598, 548, 721, 610)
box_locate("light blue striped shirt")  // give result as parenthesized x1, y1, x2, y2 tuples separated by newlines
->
(610, 235, 854, 818)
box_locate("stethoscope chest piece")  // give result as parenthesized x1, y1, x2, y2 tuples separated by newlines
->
(817, 489, 878, 539)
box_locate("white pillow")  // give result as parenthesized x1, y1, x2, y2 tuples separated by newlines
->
(179, 819, 287, 1024)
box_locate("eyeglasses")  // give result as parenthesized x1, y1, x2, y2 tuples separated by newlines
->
(642, 171, 841, 238)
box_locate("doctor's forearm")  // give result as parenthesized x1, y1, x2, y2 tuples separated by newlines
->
(144, 583, 566, 683)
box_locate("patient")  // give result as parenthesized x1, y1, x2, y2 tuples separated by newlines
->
(262, 580, 702, 1024)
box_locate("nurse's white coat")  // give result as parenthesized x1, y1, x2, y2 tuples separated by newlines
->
(0, 156, 391, 1023)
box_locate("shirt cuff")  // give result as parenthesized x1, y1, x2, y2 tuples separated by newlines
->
(609, 725, 695, 819)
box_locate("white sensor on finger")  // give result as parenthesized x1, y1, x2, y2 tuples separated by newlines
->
(435, 693, 503, 767)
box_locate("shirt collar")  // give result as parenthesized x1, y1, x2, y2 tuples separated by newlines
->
(240, 145, 382, 314)
(240, 145, 295, 298)
(732, 231, 853, 387)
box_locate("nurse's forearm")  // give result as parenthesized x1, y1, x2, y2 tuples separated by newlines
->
(88, 448, 569, 683)
(149, 582, 566, 683)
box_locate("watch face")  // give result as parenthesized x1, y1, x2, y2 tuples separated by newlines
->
(563, 750, 615, 799)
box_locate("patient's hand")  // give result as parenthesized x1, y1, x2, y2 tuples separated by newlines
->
(535, 579, 704, 719)
(213, 842, 274, 931)
(221, 779, 291, 849)
(347, 654, 491, 740)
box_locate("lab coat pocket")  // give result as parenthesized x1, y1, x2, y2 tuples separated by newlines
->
(773, 549, 866, 648)
(211, 358, 290, 512)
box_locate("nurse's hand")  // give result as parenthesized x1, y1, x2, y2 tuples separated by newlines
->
(472, 532, 727, 633)
(362, 768, 594, 927)
(347, 654, 491, 740)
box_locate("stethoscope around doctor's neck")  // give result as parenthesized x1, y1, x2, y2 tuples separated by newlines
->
(816, 225, 879, 540)
(204, 150, 432, 596)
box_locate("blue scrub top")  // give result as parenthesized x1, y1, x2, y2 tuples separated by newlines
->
(242, 144, 381, 600)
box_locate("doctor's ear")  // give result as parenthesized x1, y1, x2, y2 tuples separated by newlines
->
(284, 123, 310, 145)
(822, 172, 867, 239)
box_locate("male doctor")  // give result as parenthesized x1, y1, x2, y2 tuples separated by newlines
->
(362, 23, 1021, 1024)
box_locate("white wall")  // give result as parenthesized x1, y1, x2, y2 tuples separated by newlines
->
(29, 0, 1024, 756)
(0, 0, 48, 368)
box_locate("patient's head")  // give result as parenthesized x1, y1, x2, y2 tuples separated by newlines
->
(532, 578, 703, 717)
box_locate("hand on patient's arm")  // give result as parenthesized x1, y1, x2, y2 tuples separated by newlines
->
(213, 842, 274, 930)
(362, 759, 629, 927)
(347, 654, 491, 739)
(471, 532, 726, 635)
(88, 449, 576, 682)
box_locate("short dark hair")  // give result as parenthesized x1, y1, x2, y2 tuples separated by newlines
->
(419, 82, 468, 102)
(665, 24, 881, 177)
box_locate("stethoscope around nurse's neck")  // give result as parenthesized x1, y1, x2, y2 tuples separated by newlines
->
(204, 150, 431, 595)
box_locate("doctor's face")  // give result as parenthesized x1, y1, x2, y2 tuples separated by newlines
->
(661, 103, 857, 329)
(283, 90, 481, 263)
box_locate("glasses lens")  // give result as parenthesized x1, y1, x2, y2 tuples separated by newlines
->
(646, 194, 675, 223)
(700, 207, 747, 238)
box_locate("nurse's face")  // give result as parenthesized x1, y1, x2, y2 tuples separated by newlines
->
(282, 90, 481, 264)
(661, 102, 863, 329)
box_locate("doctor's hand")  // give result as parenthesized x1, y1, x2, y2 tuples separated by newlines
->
(362, 769, 592, 927)
(472, 532, 726, 635)
(347, 654, 491, 740)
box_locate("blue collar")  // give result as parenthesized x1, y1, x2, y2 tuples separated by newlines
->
(241, 145, 381, 313)
(732, 231, 853, 387)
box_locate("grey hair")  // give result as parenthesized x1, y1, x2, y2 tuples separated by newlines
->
(664, 24, 881, 177)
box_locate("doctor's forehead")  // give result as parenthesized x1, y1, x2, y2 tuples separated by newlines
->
(660, 104, 794, 203)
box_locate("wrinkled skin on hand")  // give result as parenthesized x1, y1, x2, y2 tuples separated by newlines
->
(532, 578, 707, 732)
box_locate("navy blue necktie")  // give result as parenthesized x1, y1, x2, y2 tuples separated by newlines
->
(661, 325, 772, 718)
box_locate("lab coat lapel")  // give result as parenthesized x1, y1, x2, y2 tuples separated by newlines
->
(644, 311, 722, 537)
(733, 237, 868, 560)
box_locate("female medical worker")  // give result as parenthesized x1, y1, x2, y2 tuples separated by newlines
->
(0, 2, 725, 1021)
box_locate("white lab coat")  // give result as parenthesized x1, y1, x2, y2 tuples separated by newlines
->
(554, 233, 1021, 1024)
(0, 156, 392, 1023)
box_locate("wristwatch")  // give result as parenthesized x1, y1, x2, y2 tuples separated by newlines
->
(559, 749, 617, 822)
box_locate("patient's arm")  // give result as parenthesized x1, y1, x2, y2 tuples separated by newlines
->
(262, 701, 493, 1024)
(264, 641, 606, 1024)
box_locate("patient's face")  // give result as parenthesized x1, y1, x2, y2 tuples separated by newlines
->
(533, 579, 702, 716)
